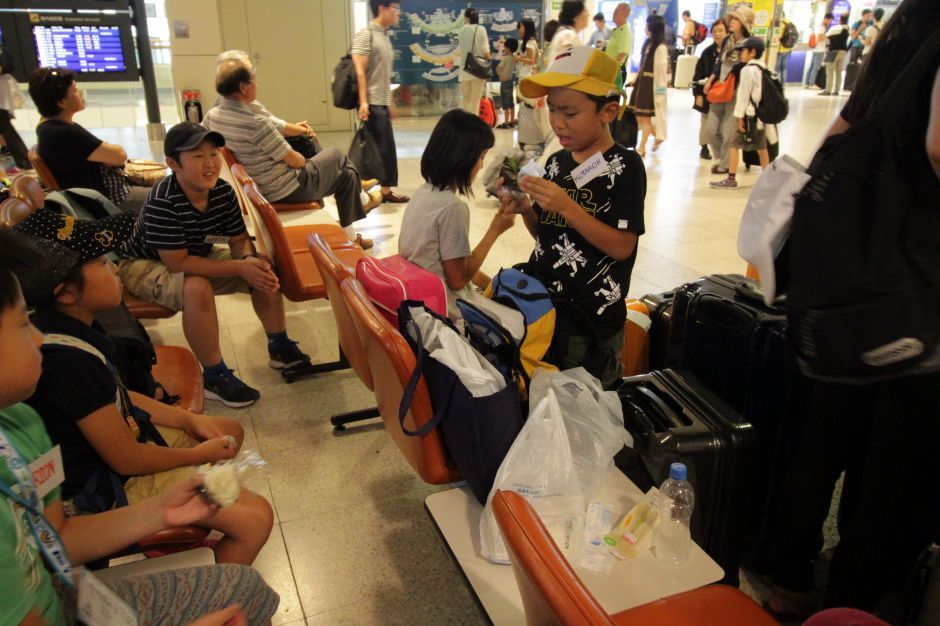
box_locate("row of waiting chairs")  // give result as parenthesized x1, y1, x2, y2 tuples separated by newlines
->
(306, 233, 777, 625)
(15, 149, 776, 623)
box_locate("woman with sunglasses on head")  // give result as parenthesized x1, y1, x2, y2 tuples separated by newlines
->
(27, 68, 149, 211)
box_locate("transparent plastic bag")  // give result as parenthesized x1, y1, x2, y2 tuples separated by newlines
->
(530, 368, 631, 494)
(479, 389, 584, 564)
(197, 448, 268, 507)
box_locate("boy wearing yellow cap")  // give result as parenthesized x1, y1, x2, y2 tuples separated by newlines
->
(500, 46, 646, 388)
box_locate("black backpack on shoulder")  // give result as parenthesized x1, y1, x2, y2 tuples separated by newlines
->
(779, 30, 940, 383)
(752, 67, 788, 124)
(332, 54, 359, 110)
(780, 22, 798, 49)
(94, 302, 158, 397)
(332, 30, 372, 110)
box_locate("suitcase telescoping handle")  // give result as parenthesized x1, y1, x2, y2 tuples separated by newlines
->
(696, 294, 758, 333)
(627, 384, 690, 432)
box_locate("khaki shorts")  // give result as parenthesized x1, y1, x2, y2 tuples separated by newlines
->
(118, 247, 250, 312)
(124, 426, 199, 504)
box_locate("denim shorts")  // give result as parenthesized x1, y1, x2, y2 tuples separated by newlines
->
(500, 80, 515, 110)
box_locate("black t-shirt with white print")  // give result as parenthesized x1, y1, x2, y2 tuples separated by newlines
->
(528, 144, 646, 337)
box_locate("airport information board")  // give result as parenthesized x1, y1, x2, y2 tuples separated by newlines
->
(33, 23, 126, 72)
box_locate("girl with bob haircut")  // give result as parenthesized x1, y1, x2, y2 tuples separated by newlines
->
(398, 109, 517, 319)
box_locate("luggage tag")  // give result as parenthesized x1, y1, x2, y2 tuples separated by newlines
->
(571, 151, 608, 188)
(76, 567, 137, 625)
(204, 235, 230, 244)
(27, 445, 64, 501)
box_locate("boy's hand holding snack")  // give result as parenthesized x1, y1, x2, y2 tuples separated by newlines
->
(194, 436, 239, 464)
(519, 175, 578, 217)
(160, 474, 221, 527)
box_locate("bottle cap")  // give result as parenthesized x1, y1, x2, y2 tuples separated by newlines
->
(669, 462, 687, 481)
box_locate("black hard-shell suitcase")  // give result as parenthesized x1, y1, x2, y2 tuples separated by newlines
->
(666, 275, 787, 413)
(843, 61, 861, 91)
(743, 140, 779, 170)
(618, 369, 757, 582)
(640, 289, 676, 370)
(664, 275, 813, 562)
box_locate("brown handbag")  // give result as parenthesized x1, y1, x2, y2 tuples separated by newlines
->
(706, 73, 736, 104)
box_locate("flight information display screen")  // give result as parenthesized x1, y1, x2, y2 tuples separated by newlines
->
(33, 24, 127, 73)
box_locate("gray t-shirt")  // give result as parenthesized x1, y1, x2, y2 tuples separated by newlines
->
(398, 183, 474, 318)
(351, 22, 393, 106)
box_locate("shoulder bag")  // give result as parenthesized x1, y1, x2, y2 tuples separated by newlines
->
(706, 72, 736, 104)
(463, 26, 492, 79)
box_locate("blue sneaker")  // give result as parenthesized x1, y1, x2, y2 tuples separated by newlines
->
(204, 368, 260, 408)
(268, 340, 311, 369)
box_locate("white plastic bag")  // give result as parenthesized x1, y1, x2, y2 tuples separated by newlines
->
(409, 306, 506, 396)
(479, 389, 585, 564)
(530, 368, 631, 494)
(737, 154, 810, 304)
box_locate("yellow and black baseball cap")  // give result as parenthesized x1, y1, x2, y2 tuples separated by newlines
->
(519, 46, 623, 100)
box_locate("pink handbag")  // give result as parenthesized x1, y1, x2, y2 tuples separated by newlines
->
(356, 255, 447, 326)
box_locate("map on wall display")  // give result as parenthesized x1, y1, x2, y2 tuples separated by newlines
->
(392, 1, 542, 85)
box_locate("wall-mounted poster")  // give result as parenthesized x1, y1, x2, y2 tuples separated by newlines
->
(390, 1, 543, 86)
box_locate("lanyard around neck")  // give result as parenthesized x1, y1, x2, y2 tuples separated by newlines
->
(0, 427, 75, 589)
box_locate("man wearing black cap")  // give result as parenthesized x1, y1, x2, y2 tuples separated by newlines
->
(118, 122, 310, 408)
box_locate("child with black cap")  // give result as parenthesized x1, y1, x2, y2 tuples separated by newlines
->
(710, 36, 771, 189)
(11, 210, 274, 565)
(119, 121, 311, 407)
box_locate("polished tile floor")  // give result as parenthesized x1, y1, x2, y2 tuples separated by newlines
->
(31, 87, 847, 625)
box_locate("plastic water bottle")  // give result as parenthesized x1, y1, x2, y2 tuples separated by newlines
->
(655, 462, 694, 566)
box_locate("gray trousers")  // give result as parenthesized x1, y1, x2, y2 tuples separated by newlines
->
(698, 112, 709, 146)
(277, 146, 365, 227)
(705, 100, 738, 170)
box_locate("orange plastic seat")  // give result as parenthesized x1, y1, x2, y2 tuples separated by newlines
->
(124, 293, 176, 320)
(136, 525, 211, 557)
(0, 197, 33, 229)
(745, 263, 761, 282)
(307, 232, 379, 430)
(28, 145, 60, 191)
(341, 278, 459, 484)
(152, 345, 204, 414)
(234, 164, 365, 382)
(491, 489, 779, 626)
(622, 299, 651, 377)
(237, 165, 362, 302)
(221, 146, 321, 213)
(10, 174, 46, 210)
